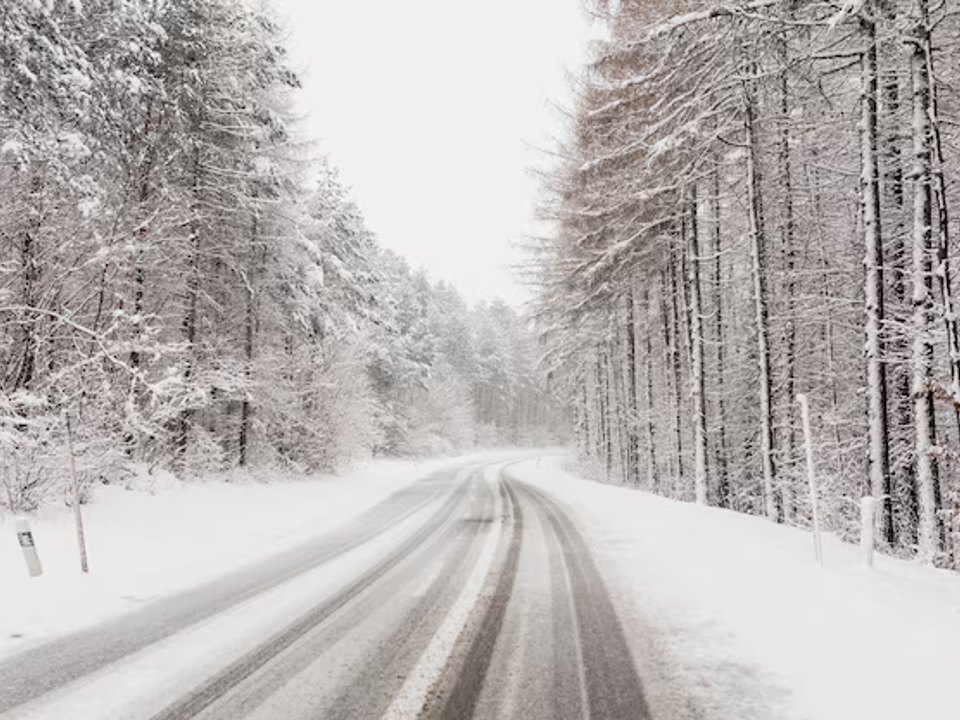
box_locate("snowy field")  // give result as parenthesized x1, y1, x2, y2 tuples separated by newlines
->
(512, 457, 960, 720)
(0, 455, 487, 661)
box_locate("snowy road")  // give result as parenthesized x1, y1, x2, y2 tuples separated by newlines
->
(0, 459, 650, 720)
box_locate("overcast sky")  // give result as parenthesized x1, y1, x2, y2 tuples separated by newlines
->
(271, 0, 597, 307)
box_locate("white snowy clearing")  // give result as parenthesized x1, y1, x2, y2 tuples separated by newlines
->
(512, 457, 960, 720)
(0, 454, 491, 662)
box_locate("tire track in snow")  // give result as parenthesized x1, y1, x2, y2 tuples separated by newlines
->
(0, 468, 468, 715)
(148, 475, 477, 720)
(379, 465, 512, 720)
(516, 480, 652, 720)
(430, 480, 524, 720)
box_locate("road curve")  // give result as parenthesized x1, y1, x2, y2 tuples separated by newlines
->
(0, 459, 653, 720)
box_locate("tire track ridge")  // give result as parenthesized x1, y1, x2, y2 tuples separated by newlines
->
(317, 482, 499, 720)
(0, 468, 466, 714)
(515, 479, 652, 720)
(431, 480, 524, 720)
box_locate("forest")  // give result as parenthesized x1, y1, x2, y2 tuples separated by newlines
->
(530, 0, 960, 567)
(5, 0, 960, 572)
(0, 0, 561, 513)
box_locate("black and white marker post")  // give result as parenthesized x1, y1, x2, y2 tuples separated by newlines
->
(13, 518, 43, 577)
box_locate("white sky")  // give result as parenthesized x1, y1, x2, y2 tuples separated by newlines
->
(271, 0, 597, 307)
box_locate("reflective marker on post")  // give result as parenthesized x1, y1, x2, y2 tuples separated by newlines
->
(13, 518, 43, 577)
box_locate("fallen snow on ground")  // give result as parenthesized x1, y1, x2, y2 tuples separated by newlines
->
(512, 456, 960, 720)
(0, 455, 474, 661)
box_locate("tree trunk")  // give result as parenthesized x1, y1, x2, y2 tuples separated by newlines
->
(14, 174, 43, 391)
(238, 208, 259, 467)
(178, 142, 203, 468)
(744, 69, 778, 521)
(807, 152, 845, 455)
(643, 285, 659, 492)
(711, 162, 730, 507)
(580, 379, 591, 457)
(605, 349, 615, 478)
(659, 269, 677, 488)
(861, 16, 895, 544)
(625, 287, 641, 485)
(668, 254, 685, 495)
(778, 31, 798, 522)
(687, 184, 708, 505)
(881, 37, 918, 547)
(924, 17, 960, 427)
(909, 3, 941, 563)
(610, 318, 627, 483)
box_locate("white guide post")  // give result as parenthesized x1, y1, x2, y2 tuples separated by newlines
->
(13, 518, 43, 577)
(797, 394, 823, 565)
(861, 497, 876, 569)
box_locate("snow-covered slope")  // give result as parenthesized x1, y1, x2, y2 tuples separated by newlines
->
(512, 457, 960, 720)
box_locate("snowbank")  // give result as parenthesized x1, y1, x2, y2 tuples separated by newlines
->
(0, 455, 474, 661)
(512, 457, 960, 720)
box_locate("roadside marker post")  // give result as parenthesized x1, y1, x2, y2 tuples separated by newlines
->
(13, 518, 43, 577)
(797, 394, 824, 566)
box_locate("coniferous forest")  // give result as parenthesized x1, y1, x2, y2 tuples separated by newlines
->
(0, 0, 562, 513)
(5, 6, 960, 720)
(530, 0, 960, 566)
(5, 0, 960, 570)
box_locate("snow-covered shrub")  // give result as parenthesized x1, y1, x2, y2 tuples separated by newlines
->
(0, 392, 59, 513)
(0, 391, 130, 513)
(184, 425, 231, 478)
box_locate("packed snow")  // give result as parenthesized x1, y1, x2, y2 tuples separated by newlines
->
(383, 463, 506, 720)
(0, 455, 479, 661)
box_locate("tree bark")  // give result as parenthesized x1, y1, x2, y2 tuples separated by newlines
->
(861, 15, 895, 544)
(643, 284, 659, 492)
(14, 174, 43, 391)
(668, 253, 685, 495)
(625, 287, 641, 485)
(778, 29, 798, 522)
(881, 34, 918, 547)
(687, 184, 708, 505)
(238, 207, 259, 467)
(744, 69, 778, 521)
(924, 16, 960, 430)
(711, 162, 730, 507)
(178, 142, 203, 468)
(909, 2, 941, 563)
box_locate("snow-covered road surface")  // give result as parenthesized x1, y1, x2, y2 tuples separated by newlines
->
(0, 456, 651, 720)
(7, 453, 959, 720)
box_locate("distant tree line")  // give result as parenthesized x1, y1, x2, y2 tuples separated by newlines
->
(530, 0, 960, 566)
